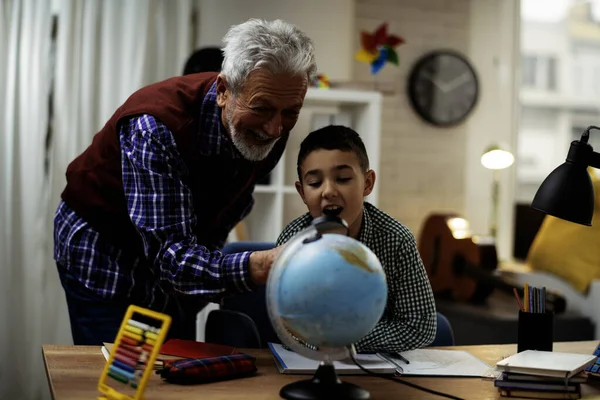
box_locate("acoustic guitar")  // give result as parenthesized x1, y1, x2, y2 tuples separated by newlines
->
(418, 213, 566, 313)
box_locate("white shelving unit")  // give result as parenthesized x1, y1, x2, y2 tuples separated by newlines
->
(241, 87, 383, 243)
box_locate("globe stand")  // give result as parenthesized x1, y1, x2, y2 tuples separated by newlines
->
(280, 362, 370, 400)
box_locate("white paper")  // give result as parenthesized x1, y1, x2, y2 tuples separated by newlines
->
(389, 349, 492, 377)
(268, 343, 492, 377)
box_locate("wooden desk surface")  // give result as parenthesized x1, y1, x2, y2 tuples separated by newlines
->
(43, 341, 600, 400)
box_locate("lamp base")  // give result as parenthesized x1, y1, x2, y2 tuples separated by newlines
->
(279, 363, 370, 400)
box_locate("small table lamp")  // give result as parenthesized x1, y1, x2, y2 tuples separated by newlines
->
(532, 125, 600, 226)
(481, 144, 515, 238)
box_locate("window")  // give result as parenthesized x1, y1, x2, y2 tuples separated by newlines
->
(573, 65, 583, 93)
(547, 57, 556, 90)
(522, 55, 537, 87)
(594, 67, 600, 94)
(521, 54, 557, 91)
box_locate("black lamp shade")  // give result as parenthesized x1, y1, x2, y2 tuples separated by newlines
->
(531, 161, 594, 226)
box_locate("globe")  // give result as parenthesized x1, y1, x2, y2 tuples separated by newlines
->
(266, 216, 388, 362)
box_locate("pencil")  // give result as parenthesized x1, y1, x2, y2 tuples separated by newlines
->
(513, 287, 524, 312)
(529, 286, 534, 313)
(397, 353, 410, 365)
(542, 287, 546, 313)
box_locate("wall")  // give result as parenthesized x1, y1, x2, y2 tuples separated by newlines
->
(353, 0, 471, 235)
(196, 0, 354, 82)
(353, 0, 520, 260)
(516, 107, 568, 203)
(193, 0, 521, 260)
(464, 0, 520, 261)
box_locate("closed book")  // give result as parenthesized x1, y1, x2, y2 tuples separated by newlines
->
(500, 387, 581, 399)
(101, 339, 237, 370)
(101, 343, 181, 370)
(159, 339, 237, 359)
(501, 371, 587, 384)
(496, 350, 596, 379)
(494, 377, 579, 392)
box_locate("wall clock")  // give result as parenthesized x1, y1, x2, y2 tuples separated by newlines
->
(408, 50, 479, 127)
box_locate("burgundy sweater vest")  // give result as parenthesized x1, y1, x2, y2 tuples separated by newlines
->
(61, 72, 286, 256)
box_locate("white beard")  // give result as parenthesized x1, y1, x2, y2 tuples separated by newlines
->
(227, 109, 279, 162)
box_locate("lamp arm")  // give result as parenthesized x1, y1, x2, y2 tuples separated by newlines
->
(579, 126, 600, 168)
(582, 125, 600, 144)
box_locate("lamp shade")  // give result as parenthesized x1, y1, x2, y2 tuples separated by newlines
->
(531, 161, 594, 226)
(533, 127, 600, 226)
(481, 145, 514, 170)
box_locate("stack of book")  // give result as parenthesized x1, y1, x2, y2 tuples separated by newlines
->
(494, 350, 597, 399)
(494, 370, 586, 399)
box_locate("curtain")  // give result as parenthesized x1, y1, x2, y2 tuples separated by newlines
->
(0, 0, 195, 398)
(0, 0, 53, 399)
(51, 0, 194, 205)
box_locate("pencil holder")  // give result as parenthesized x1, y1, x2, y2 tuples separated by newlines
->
(517, 310, 554, 353)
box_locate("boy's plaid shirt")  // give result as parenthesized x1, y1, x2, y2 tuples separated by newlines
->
(276, 202, 437, 353)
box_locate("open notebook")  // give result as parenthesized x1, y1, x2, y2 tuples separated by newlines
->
(268, 343, 396, 375)
(268, 343, 493, 377)
(496, 350, 597, 379)
(386, 348, 495, 377)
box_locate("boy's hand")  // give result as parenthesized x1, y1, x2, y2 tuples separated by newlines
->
(248, 245, 285, 285)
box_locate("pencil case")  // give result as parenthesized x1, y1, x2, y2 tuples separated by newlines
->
(156, 353, 257, 384)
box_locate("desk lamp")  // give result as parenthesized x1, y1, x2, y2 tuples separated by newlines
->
(481, 144, 515, 238)
(531, 125, 600, 226)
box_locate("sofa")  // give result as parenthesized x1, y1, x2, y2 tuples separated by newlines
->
(498, 261, 600, 340)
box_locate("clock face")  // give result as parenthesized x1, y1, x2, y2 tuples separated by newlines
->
(408, 51, 479, 127)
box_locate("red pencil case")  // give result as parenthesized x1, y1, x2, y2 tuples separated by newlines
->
(156, 353, 257, 384)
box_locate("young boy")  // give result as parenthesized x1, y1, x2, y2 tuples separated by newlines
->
(276, 125, 437, 353)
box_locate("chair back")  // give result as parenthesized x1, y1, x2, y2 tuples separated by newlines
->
(430, 312, 455, 346)
(221, 242, 280, 348)
(204, 309, 262, 348)
(222, 241, 276, 254)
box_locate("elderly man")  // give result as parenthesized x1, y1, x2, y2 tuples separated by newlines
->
(54, 19, 317, 345)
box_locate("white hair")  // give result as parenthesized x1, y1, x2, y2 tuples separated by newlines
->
(221, 19, 317, 94)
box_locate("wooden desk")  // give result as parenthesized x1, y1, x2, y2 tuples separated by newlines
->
(43, 341, 600, 400)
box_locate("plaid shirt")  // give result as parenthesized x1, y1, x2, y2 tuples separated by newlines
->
(276, 202, 437, 353)
(54, 83, 255, 310)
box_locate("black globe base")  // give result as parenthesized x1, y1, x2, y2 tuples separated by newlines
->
(279, 363, 370, 400)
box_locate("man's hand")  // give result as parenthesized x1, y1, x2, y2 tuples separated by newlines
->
(248, 245, 285, 285)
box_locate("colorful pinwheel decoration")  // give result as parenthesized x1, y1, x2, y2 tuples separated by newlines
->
(354, 22, 405, 75)
(311, 73, 331, 89)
